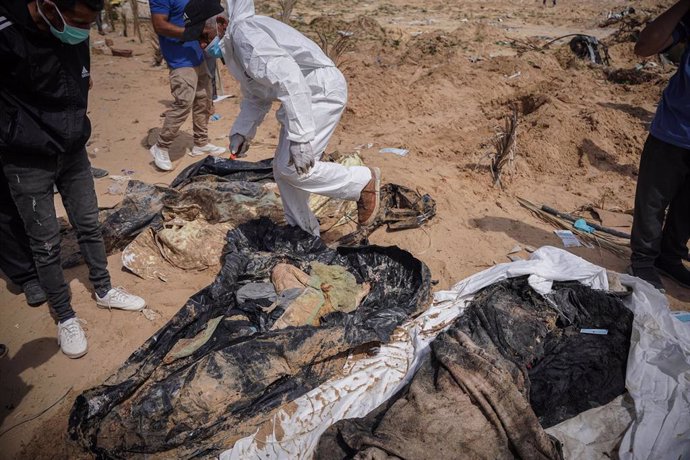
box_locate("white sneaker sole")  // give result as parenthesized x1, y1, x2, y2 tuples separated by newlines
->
(190, 148, 226, 157)
(58, 338, 88, 359)
(96, 302, 146, 312)
(61, 347, 88, 359)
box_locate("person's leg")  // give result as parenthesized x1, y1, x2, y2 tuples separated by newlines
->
(55, 148, 111, 296)
(0, 153, 75, 322)
(630, 135, 689, 287)
(95, 11, 104, 34)
(657, 171, 690, 287)
(660, 173, 690, 261)
(273, 129, 321, 235)
(157, 67, 198, 150)
(0, 171, 47, 306)
(192, 64, 212, 148)
(0, 170, 38, 286)
(189, 65, 225, 156)
(273, 68, 371, 235)
(205, 55, 218, 101)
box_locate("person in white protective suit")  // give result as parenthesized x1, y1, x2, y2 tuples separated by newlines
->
(181, 0, 382, 236)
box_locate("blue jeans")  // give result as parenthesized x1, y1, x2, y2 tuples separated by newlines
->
(0, 148, 111, 322)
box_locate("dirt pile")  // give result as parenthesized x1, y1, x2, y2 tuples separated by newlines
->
(278, 6, 677, 212)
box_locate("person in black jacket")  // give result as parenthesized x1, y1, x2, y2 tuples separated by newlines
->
(0, 0, 146, 359)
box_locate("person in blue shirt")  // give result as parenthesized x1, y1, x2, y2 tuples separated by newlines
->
(148, 0, 225, 170)
(631, 0, 690, 291)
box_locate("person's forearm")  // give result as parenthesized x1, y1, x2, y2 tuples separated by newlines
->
(636, 0, 690, 56)
(151, 15, 184, 39)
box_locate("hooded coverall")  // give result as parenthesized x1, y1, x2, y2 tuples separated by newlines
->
(221, 0, 372, 236)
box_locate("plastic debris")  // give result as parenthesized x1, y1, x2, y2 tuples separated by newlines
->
(554, 230, 582, 248)
(141, 308, 162, 321)
(213, 95, 234, 103)
(379, 147, 409, 157)
(569, 35, 609, 66)
(508, 245, 522, 254)
(210, 114, 222, 121)
(580, 328, 609, 335)
(671, 312, 690, 323)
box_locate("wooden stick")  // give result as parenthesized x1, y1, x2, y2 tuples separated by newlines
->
(540, 205, 631, 239)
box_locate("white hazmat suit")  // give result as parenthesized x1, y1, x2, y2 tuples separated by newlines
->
(221, 0, 372, 236)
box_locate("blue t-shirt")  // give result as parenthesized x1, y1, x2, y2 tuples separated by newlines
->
(650, 16, 690, 149)
(149, 0, 203, 69)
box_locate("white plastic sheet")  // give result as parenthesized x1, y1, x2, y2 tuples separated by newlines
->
(221, 246, 690, 460)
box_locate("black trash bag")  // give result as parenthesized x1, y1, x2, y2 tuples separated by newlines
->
(317, 277, 632, 460)
(69, 218, 431, 459)
(61, 158, 280, 268)
(170, 156, 275, 188)
(569, 34, 610, 66)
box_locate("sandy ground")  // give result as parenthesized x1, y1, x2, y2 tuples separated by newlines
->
(1, 0, 689, 457)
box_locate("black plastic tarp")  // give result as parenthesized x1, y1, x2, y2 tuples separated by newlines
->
(61, 157, 436, 267)
(69, 219, 431, 459)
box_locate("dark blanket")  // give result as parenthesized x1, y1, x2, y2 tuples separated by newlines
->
(317, 277, 632, 460)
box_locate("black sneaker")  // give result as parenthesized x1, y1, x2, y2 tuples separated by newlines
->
(91, 167, 109, 178)
(655, 259, 690, 289)
(629, 266, 665, 292)
(22, 279, 47, 307)
(0, 344, 7, 359)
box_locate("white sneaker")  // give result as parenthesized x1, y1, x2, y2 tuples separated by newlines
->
(190, 143, 226, 157)
(57, 317, 88, 359)
(96, 287, 146, 311)
(149, 144, 173, 171)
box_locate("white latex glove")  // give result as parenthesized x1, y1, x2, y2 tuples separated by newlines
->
(229, 133, 249, 158)
(288, 141, 315, 175)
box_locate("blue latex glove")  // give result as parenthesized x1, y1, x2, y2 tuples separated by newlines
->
(573, 218, 595, 233)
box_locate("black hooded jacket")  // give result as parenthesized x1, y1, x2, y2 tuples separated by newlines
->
(0, 0, 91, 156)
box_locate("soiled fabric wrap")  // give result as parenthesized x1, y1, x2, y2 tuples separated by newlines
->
(316, 277, 633, 459)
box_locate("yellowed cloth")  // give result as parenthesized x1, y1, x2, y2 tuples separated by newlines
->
(270, 263, 370, 329)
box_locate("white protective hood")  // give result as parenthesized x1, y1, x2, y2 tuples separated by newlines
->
(222, 0, 335, 143)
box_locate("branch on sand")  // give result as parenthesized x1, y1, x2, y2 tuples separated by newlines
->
(317, 30, 355, 68)
(491, 107, 518, 190)
(278, 0, 298, 24)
